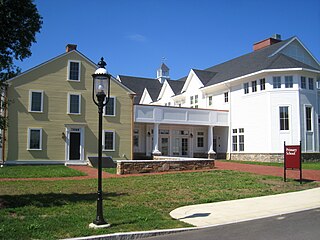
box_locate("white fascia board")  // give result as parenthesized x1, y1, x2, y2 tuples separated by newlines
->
(157, 80, 169, 100)
(181, 69, 196, 93)
(139, 88, 152, 104)
(201, 68, 320, 93)
(269, 37, 320, 66)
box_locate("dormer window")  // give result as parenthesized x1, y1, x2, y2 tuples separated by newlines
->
(68, 60, 81, 81)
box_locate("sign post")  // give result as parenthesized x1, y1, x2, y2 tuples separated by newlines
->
(284, 141, 302, 184)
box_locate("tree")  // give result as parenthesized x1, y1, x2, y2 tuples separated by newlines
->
(0, 0, 42, 129)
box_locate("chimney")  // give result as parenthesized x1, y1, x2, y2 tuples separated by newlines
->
(253, 34, 282, 51)
(66, 44, 77, 52)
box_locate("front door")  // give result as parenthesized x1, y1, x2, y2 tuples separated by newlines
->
(172, 137, 189, 156)
(69, 132, 81, 160)
(161, 137, 169, 156)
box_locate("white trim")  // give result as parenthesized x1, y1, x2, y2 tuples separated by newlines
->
(67, 92, 81, 115)
(201, 68, 320, 93)
(104, 96, 116, 116)
(65, 126, 85, 161)
(103, 130, 115, 151)
(27, 128, 43, 150)
(29, 90, 44, 113)
(67, 60, 81, 81)
(140, 88, 152, 104)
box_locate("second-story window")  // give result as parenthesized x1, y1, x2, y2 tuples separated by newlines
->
(308, 78, 314, 90)
(244, 82, 249, 94)
(208, 96, 212, 106)
(68, 93, 81, 114)
(190, 95, 198, 108)
(260, 78, 266, 90)
(29, 90, 43, 112)
(301, 76, 306, 89)
(104, 97, 116, 116)
(252, 80, 257, 92)
(68, 61, 81, 81)
(224, 92, 229, 103)
(273, 76, 281, 89)
(285, 76, 293, 88)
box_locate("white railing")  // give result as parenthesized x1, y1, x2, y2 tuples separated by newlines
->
(134, 105, 228, 126)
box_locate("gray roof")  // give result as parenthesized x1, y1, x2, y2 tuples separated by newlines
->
(118, 75, 163, 104)
(166, 79, 185, 95)
(160, 63, 169, 71)
(192, 69, 218, 86)
(203, 37, 320, 86)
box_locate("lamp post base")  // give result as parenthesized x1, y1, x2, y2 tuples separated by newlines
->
(89, 222, 111, 229)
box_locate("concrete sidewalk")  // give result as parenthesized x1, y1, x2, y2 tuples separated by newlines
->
(170, 187, 320, 227)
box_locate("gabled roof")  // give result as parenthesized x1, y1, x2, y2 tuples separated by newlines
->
(203, 36, 320, 86)
(192, 69, 218, 86)
(166, 79, 184, 95)
(118, 75, 163, 104)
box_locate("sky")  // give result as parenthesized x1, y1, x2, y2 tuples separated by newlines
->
(16, 0, 320, 80)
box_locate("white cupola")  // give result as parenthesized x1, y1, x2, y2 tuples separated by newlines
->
(157, 62, 170, 84)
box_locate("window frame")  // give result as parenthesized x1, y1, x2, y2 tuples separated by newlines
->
(273, 76, 281, 89)
(285, 76, 293, 88)
(244, 82, 249, 94)
(29, 90, 44, 113)
(67, 60, 81, 81)
(308, 78, 314, 90)
(251, 80, 257, 92)
(301, 76, 306, 89)
(208, 96, 213, 106)
(279, 106, 289, 131)
(27, 128, 42, 150)
(67, 93, 81, 115)
(305, 106, 313, 132)
(224, 92, 229, 103)
(260, 78, 266, 91)
(104, 96, 116, 116)
(103, 130, 115, 151)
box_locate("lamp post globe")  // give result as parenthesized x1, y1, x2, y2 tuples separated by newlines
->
(90, 57, 111, 228)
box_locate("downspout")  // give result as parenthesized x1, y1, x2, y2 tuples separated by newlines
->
(224, 83, 232, 160)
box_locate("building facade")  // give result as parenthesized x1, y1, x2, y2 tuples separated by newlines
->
(3, 45, 134, 165)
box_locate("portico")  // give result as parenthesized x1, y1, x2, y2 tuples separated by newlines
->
(133, 105, 229, 159)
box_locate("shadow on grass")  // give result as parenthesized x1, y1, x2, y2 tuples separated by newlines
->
(0, 192, 127, 209)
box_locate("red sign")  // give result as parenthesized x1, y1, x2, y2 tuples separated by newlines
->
(285, 145, 300, 169)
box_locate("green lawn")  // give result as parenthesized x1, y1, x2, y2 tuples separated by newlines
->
(222, 160, 320, 170)
(102, 168, 117, 174)
(1, 170, 319, 239)
(0, 165, 87, 178)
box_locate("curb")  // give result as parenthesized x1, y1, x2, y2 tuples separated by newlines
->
(62, 226, 202, 240)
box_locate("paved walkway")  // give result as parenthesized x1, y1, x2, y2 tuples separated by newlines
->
(1, 161, 319, 181)
(170, 187, 320, 227)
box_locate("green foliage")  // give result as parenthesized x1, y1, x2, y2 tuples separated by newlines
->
(0, 0, 42, 129)
(0, 165, 87, 178)
(0, 171, 319, 239)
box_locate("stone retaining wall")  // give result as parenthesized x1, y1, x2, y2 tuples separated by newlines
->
(116, 159, 215, 175)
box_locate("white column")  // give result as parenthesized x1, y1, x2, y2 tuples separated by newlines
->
(208, 125, 215, 154)
(152, 123, 161, 155)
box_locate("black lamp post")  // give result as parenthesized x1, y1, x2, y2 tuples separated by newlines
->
(90, 57, 111, 228)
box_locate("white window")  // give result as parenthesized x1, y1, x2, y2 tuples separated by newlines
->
(306, 106, 312, 131)
(197, 132, 204, 148)
(308, 78, 314, 90)
(260, 78, 265, 91)
(301, 76, 306, 89)
(232, 128, 244, 152)
(244, 82, 249, 94)
(68, 93, 81, 114)
(285, 76, 293, 88)
(208, 96, 213, 106)
(224, 92, 228, 103)
(279, 106, 289, 131)
(67, 60, 81, 81)
(273, 76, 281, 89)
(252, 80, 257, 92)
(29, 90, 43, 112)
(104, 97, 116, 116)
(28, 128, 42, 150)
(103, 130, 115, 151)
(190, 95, 198, 108)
